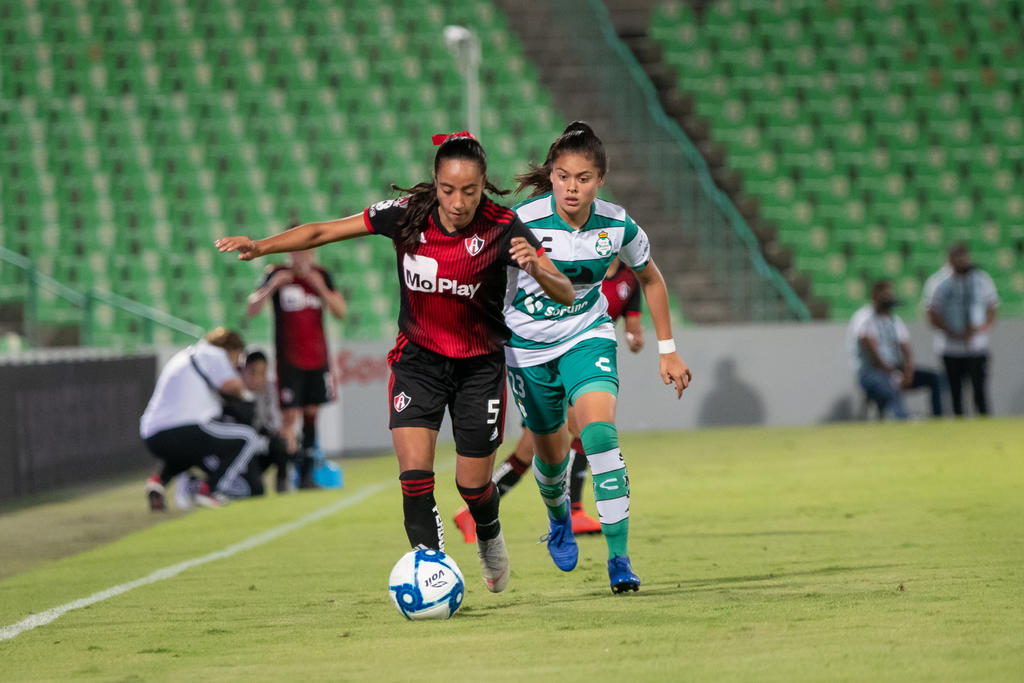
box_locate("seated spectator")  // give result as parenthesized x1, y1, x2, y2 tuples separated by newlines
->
(240, 350, 291, 494)
(140, 328, 263, 510)
(848, 281, 942, 419)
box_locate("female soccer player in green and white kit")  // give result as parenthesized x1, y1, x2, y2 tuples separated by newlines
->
(506, 121, 692, 593)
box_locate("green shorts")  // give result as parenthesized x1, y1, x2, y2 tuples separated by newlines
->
(507, 338, 619, 435)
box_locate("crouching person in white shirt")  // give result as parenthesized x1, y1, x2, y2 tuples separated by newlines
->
(140, 327, 264, 510)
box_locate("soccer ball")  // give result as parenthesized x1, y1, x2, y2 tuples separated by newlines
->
(388, 547, 465, 620)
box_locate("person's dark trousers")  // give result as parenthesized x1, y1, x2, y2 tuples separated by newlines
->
(907, 368, 943, 417)
(942, 354, 989, 416)
(256, 435, 290, 483)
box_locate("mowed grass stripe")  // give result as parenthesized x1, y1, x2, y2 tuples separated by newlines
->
(0, 420, 1021, 682)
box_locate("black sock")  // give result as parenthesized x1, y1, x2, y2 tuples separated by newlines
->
(457, 482, 501, 541)
(399, 470, 443, 550)
(492, 452, 530, 497)
(302, 421, 316, 451)
(569, 439, 587, 505)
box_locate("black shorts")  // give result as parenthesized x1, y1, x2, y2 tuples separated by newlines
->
(276, 361, 332, 409)
(387, 338, 506, 458)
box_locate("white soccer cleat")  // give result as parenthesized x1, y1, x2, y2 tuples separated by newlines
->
(173, 474, 199, 511)
(477, 530, 510, 593)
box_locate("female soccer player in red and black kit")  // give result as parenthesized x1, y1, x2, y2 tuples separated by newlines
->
(217, 133, 574, 594)
(453, 257, 645, 542)
(247, 249, 346, 491)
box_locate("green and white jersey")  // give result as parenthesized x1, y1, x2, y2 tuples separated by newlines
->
(504, 193, 651, 368)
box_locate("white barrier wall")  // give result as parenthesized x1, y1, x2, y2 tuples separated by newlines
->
(157, 319, 1024, 454)
(313, 319, 1024, 453)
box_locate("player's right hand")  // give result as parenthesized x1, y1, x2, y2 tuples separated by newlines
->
(215, 236, 261, 260)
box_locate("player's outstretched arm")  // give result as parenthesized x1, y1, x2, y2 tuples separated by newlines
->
(634, 259, 692, 399)
(509, 237, 574, 305)
(216, 213, 370, 261)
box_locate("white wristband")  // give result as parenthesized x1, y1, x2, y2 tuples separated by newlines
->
(657, 338, 676, 355)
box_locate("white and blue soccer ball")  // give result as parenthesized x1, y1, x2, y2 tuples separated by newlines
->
(388, 547, 465, 620)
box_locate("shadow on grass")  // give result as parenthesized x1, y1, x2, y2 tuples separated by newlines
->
(636, 563, 901, 597)
(666, 530, 841, 538)
(528, 563, 901, 605)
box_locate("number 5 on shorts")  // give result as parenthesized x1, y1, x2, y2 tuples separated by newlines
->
(487, 398, 500, 424)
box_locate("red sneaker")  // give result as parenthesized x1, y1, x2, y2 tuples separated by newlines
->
(194, 481, 227, 508)
(571, 504, 602, 535)
(145, 474, 166, 512)
(453, 506, 477, 543)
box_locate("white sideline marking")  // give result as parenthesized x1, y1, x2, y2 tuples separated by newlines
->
(0, 480, 390, 642)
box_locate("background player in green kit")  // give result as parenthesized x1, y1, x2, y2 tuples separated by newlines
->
(506, 121, 692, 593)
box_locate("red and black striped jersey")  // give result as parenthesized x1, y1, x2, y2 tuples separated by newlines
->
(261, 265, 335, 369)
(602, 265, 642, 323)
(363, 195, 542, 358)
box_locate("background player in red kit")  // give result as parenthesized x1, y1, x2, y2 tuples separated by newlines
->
(216, 133, 573, 594)
(247, 248, 346, 489)
(453, 257, 645, 542)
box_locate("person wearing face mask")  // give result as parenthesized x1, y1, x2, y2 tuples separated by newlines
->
(923, 244, 1000, 416)
(849, 281, 943, 419)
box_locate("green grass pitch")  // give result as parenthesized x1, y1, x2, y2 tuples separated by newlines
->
(1, 419, 1022, 681)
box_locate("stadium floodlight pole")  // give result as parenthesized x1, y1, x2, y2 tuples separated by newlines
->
(443, 25, 481, 139)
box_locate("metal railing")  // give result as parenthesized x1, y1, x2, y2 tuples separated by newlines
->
(555, 0, 811, 321)
(0, 245, 204, 348)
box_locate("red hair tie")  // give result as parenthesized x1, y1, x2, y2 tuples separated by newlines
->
(431, 131, 475, 145)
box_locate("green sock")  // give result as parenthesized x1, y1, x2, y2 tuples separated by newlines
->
(581, 421, 630, 559)
(532, 453, 570, 521)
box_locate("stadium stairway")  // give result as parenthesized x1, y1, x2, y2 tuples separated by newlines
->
(493, 0, 740, 323)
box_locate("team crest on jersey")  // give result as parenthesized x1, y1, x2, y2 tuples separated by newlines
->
(595, 231, 612, 257)
(393, 392, 412, 413)
(464, 234, 485, 256)
(617, 282, 631, 301)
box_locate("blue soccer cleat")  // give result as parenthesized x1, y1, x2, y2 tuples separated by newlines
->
(543, 512, 578, 571)
(608, 555, 641, 593)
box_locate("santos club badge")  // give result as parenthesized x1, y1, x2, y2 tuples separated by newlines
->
(595, 230, 612, 257)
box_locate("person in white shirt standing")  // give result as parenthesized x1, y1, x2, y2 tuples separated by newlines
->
(140, 328, 263, 510)
(924, 244, 999, 416)
(849, 281, 942, 419)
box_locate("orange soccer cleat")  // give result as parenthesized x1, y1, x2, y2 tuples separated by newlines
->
(570, 502, 602, 535)
(453, 506, 477, 543)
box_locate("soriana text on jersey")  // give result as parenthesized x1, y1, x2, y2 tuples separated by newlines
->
(403, 254, 482, 298)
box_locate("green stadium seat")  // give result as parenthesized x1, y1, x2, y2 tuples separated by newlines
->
(652, 0, 1024, 319)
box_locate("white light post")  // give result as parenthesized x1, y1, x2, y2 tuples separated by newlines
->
(443, 25, 481, 138)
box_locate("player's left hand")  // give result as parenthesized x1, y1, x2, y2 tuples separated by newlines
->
(660, 352, 691, 399)
(509, 237, 539, 275)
